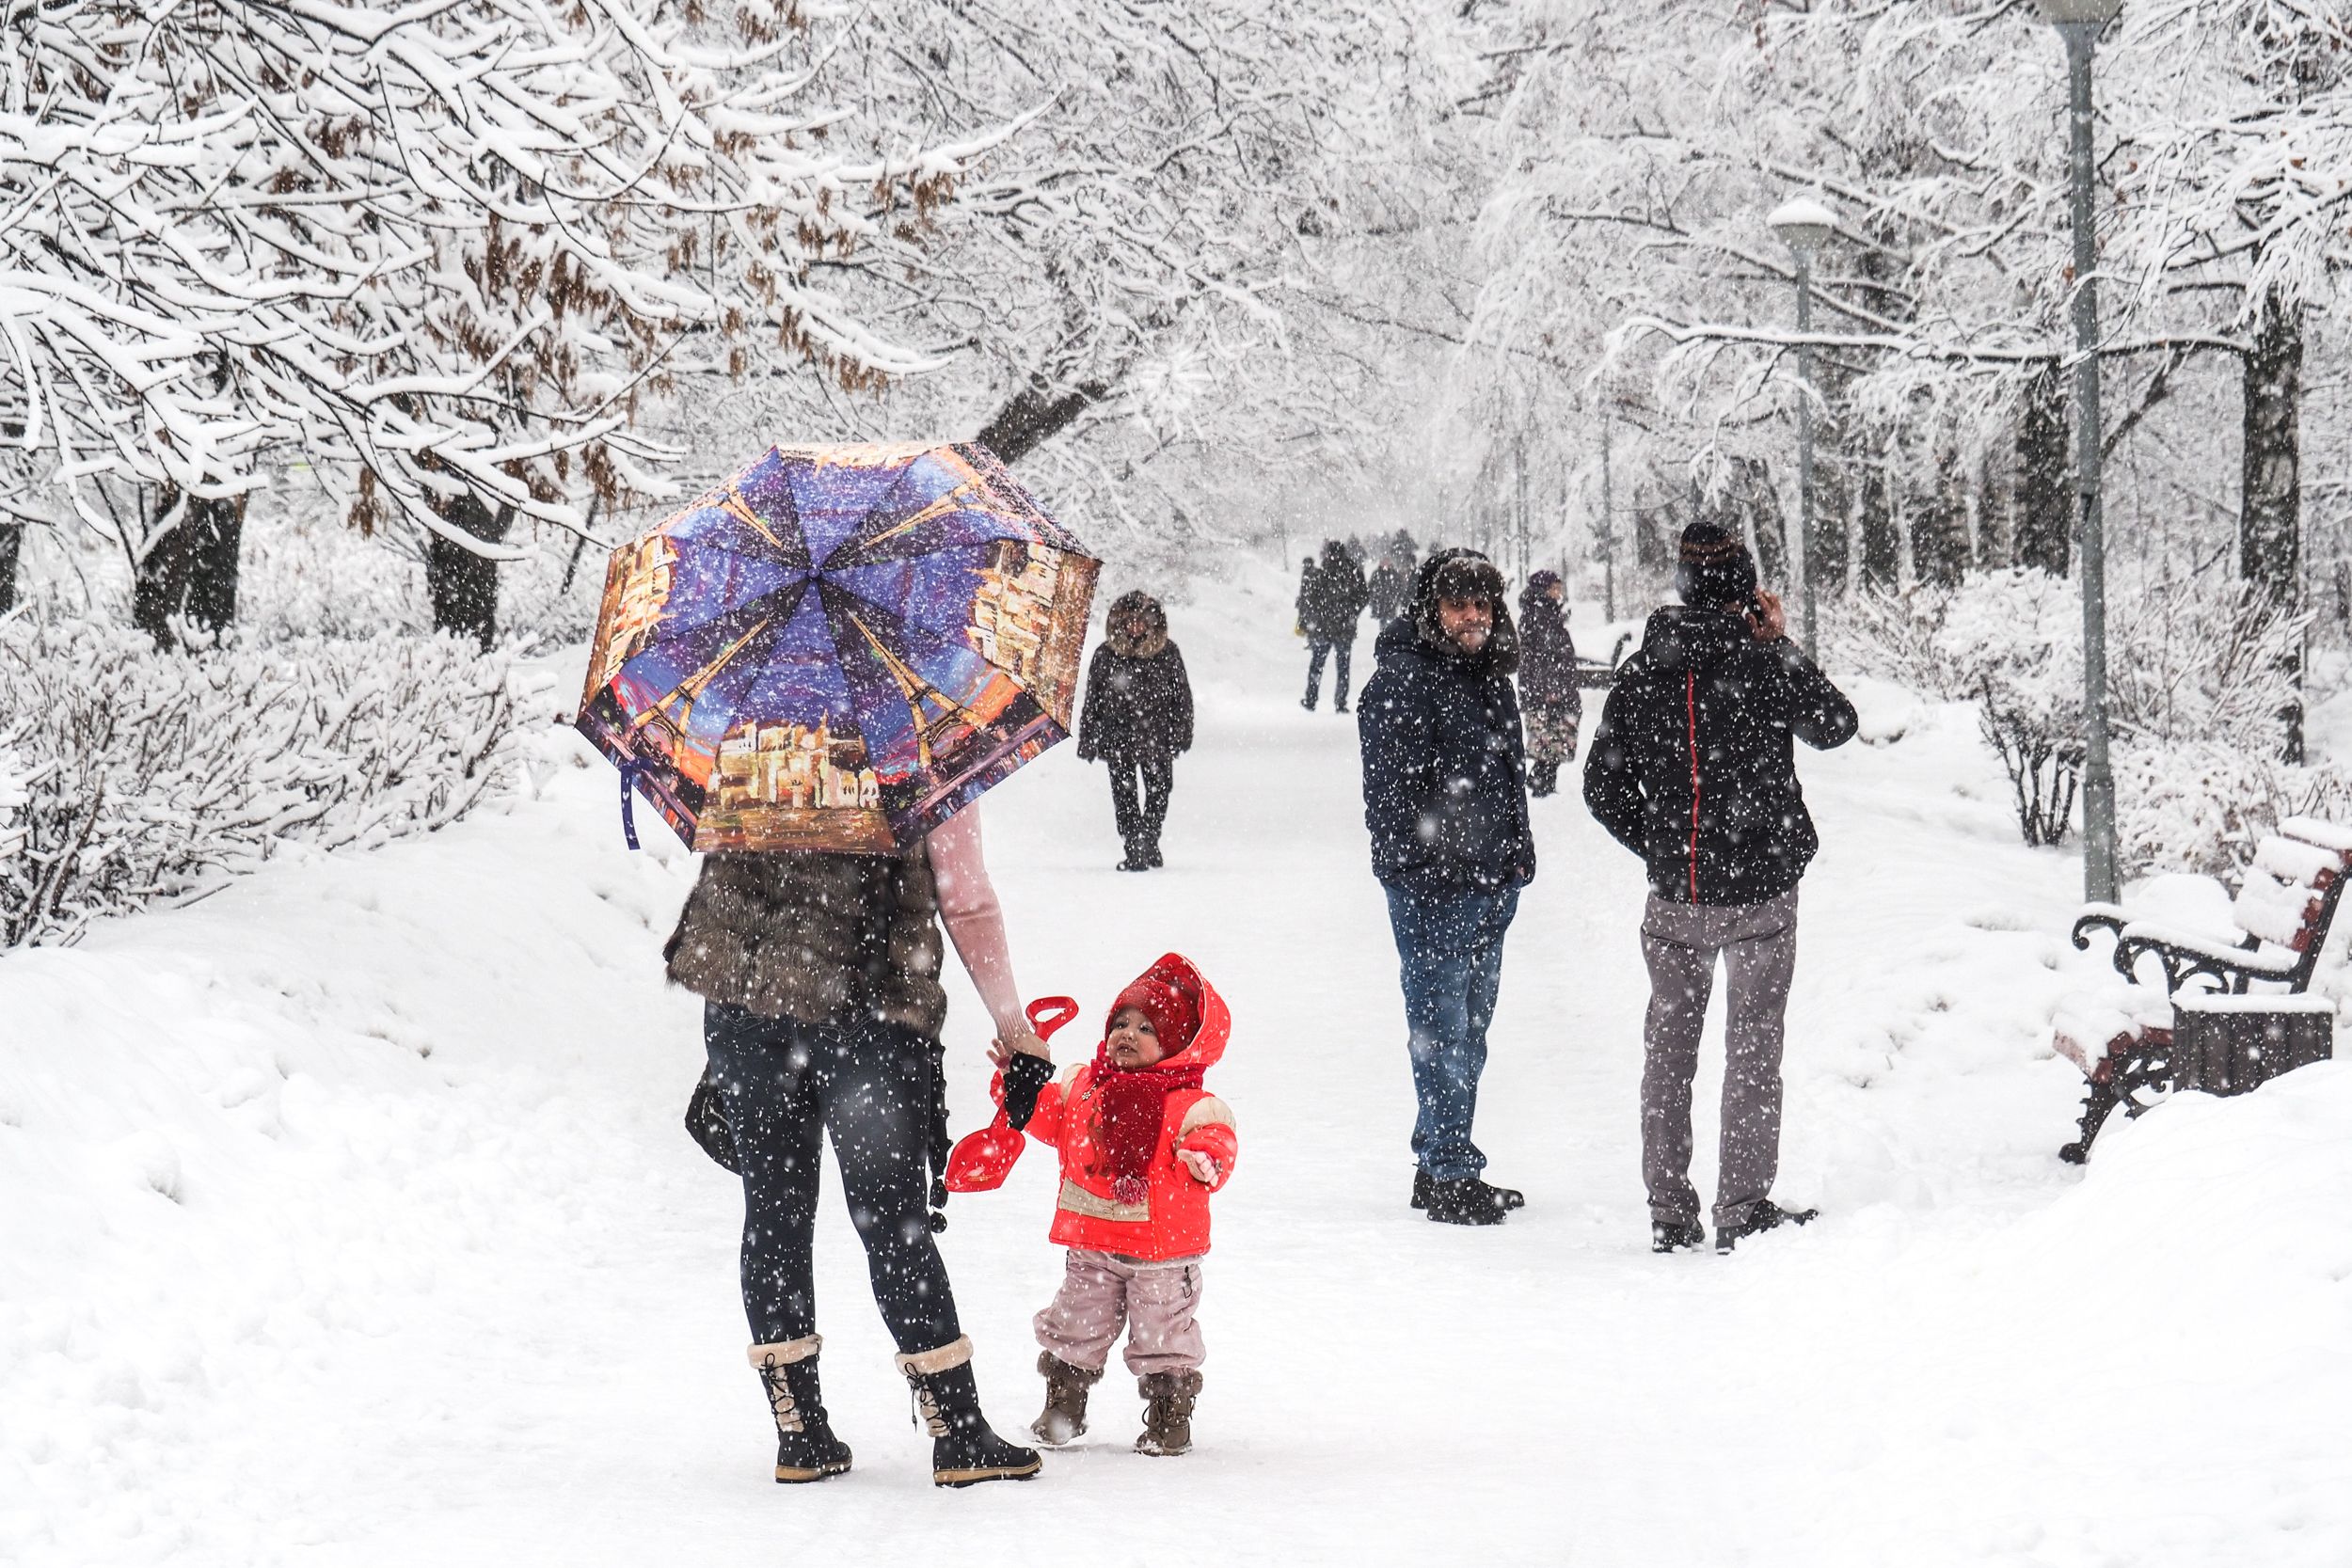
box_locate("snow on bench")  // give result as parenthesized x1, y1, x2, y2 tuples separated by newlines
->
(2056, 821, 2346, 1162)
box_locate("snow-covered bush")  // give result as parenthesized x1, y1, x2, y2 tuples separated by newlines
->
(0, 615, 517, 948)
(1830, 569, 2322, 871)
(2114, 745, 2352, 878)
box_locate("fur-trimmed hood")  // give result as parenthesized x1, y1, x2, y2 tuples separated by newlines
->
(1104, 590, 1170, 659)
(1407, 547, 1518, 677)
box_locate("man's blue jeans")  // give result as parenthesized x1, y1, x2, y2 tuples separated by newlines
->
(1384, 882, 1519, 1181)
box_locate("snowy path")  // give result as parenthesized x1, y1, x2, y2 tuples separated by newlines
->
(8, 568, 2351, 1567)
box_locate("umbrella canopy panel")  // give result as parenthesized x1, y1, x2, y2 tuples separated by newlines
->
(576, 442, 1098, 852)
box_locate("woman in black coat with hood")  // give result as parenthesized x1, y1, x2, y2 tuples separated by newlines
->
(1076, 590, 1196, 871)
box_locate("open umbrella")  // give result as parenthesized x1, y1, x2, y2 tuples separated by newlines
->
(573, 442, 1099, 852)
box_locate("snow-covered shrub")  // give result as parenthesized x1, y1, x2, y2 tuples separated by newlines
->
(1830, 568, 2316, 869)
(0, 615, 517, 947)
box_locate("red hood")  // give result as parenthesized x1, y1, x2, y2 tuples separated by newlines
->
(1101, 952, 1228, 1073)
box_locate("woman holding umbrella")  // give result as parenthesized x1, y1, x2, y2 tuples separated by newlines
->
(580, 443, 1106, 1490)
(668, 813, 1047, 1487)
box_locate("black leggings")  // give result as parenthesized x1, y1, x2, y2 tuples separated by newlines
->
(704, 1002, 961, 1354)
(1106, 751, 1174, 853)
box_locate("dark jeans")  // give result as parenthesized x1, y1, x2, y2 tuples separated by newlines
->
(704, 1002, 961, 1354)
(1383, 882, 1520, 1181)
(1305, 639, 1353, 709)
(1106, 751, 1175, 857)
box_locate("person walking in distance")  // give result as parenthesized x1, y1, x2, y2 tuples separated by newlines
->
(1582, 522, 1856, 1255)
(1516, 570, 1583, 799)
(1076, 590, 1195, 873)
(1359, 549, 1535, 1225)
(1299, 539, 1370, 712)
(1367, 536, 1416, 626)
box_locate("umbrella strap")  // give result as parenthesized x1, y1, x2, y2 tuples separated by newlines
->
(619, 761, 642, 851)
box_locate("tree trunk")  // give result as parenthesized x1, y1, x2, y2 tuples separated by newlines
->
(2241, 289, 2303, 760)
(132, 490, 246, 649)
(1858, 447, 1901, 590)
(977, 377, 1110, 465)
(2016, 366, 2071, 574)
(1735, 457, 1788, 588)
(0, 524, 20, 615)
(1912, 450, 1969, 588)
(426, 494, 515, 652)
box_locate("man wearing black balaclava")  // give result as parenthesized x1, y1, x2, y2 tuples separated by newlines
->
(1584, 521, 1856, 1255)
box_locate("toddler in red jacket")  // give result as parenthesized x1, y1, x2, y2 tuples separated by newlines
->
(989, 953, 1237, 1456)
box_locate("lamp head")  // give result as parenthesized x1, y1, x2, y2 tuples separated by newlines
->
(1768, 196, 1838, 255)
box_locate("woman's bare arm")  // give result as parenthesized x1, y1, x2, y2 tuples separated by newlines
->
(929, 808, 1047, 1057)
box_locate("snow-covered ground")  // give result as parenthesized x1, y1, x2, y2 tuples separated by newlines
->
(7, 565, 2351, 1567)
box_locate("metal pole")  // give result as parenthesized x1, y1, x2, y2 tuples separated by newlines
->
(1600, 409, 1617, 623)
(1795, 250, 1819, 657)
(2062, 20, 2118, 904)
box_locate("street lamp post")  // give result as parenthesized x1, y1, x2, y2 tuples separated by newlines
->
(1770, 197, 1836, 659)
(2037, 0, 2122, 905)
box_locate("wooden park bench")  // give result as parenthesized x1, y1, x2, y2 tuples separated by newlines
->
(2054, 816, 2348, 1162)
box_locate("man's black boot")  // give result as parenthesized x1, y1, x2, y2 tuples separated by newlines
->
(1414, 1168, 1522, 1213)
(751, 1337, 853, 1482)
(1650, 1220, 1706, 1255)
(1424, 1177, 1509, 1226)
(1715, 1200, 1818, 1254)
(897, 1338, 1043, 1487)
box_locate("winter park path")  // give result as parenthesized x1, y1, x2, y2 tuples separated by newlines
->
(6, 569, 2351, 1568)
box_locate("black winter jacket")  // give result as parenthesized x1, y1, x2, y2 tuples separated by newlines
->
(1076, 628, 1194, 761)
(1583, 608, 1856, 906)
(1516, 593, 1583, 713)
(1299, 558, 1370, 642)
(1359, 616, 1535, 895)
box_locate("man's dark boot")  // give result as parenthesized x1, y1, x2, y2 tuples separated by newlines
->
(1651, 1220, 1706, 1255)
(1031, 1352, 1101, 1447)
(897, 1337, 1042, 1487)
(1715, 1200, 1819, 1254)
(1424, 1177, 1508, 1226)
(750, 1337, 852, 1482)
(1413, 1169, 1522, 1213)
(1135, 1369, 1201, 1457)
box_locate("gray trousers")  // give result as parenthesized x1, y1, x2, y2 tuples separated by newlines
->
(1639, 889, 1799, 1230)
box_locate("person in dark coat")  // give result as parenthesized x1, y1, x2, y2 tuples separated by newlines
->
(1516, 570, 1583, 799)
(1076, 590, 1195, 872)
(1298, 539, 1370, 712)
(1583, 521, 1857, 1257)
(1358, 548, 1535, 1227)
(1367, 540, 1415, 626)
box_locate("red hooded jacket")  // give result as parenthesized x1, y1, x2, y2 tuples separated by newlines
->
(1013, 954, 1237, 1261)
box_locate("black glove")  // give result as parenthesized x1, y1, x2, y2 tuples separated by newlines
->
(1001, 1052, 1056, 1131)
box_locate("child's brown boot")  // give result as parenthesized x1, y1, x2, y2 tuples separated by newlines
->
(1031, 1353, 1101, 1446)
(1134, 1369, 1201, 1457)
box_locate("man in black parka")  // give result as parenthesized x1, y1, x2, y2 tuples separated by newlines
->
(1584, 521, 1856, 1256)
(1299, 539, 1370, 712)
(1359, 549, 1534, 1226)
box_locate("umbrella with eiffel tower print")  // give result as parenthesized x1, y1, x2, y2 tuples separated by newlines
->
(573, 442, 1100, 853)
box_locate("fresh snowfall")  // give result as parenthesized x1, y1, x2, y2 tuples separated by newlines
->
(6, 566, 2349, 1568)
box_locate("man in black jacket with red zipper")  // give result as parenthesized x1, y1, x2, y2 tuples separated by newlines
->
(1583, 522, 1856, 1256)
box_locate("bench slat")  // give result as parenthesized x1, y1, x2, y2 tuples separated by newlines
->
(2234, 874, 2324, 950)
(2280, 816, 2352, 855)
(2253, 834, 2343, 890)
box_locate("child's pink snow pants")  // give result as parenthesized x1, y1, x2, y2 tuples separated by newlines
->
(1033, 1247, 1205, 1376)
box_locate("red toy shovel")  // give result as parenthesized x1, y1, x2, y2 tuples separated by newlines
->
(944, 996, 1081, 1193)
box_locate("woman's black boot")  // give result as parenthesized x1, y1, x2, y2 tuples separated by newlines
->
(751, 1337, 853, 1482)
(896, 1337, 1043, 1487)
